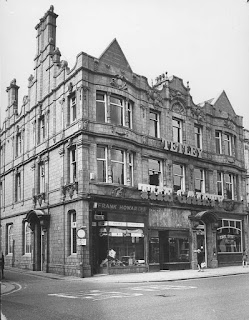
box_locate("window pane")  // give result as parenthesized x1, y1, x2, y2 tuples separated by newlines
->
(172, 119, 181, 143)
(110, 104, 123, 125)
(112, 162, 124, 184)
(149, 112, 159, 138)
(149, 159, 160, 186)
(173, 164, 184, 191)
(97, 146, 106, 159)
(111, 149, 124, 162)
(97, 161, 106, 182)
(149, 159, 160, 172)
(110, 96, 122, 105)
(96, 93, 105, 101)
(96, 101, 105, 122)
(168, 237, 189, 263)
(217, 222, 242, 252)
(99, 232, 145, 268)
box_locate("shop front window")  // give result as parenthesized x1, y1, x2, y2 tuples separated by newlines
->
(168, 237, 189, 262)
(217, 219, 242, 253)
(99, 222, 145, 268)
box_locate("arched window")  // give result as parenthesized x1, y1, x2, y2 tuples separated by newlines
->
(7, 224, 13, 254)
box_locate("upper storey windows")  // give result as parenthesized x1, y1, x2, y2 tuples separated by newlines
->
(215, 130, 236, 156)
(149, 111, 160, 138)
(68, 93, 77, 124)
(215, 131, 222, 154)
(172, 118, 183, 143)
(96, 91, 133, 129)
(194, 125, 202, 149)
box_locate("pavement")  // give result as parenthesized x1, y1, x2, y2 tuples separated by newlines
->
(1, 265, 249, 295)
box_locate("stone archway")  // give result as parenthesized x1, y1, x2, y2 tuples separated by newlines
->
(24, 210, 50, 272)
(189, 210, 219, 268)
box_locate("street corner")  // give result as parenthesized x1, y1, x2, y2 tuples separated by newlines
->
(1, 281, 18, 295)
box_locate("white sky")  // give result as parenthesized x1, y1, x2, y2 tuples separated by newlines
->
(1, 0, 249, 128)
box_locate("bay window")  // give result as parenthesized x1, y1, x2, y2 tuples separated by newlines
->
(110, 96, 124, 126)
(217, 171, 224, 196)
(111, 149, 125, 184)
(97, 146, 108, 182)
(224, 133, 233, 156)
(96, 91, 133, 128)
(225, 173, 235, 200)
(215, 131, 222, 154)
(97, 146, 133, 186)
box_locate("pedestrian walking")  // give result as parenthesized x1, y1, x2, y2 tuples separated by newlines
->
(196, 246, 204, 272)
(242, 250, 248, 267)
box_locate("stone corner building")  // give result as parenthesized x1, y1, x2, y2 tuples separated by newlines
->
(0, 6, 248, 277)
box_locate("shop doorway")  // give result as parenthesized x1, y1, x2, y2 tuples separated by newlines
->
(159, 230, 190, 270)
(25, 210, 50, 272)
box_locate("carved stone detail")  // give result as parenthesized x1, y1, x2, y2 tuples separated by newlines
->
(171, 102, 185, 115)
(146, 88, 163, 107)
(110, 75, 128, 91)
(33, 193, 45, 206)
(61, 182, 78, 199)
(111, 187, 126, 197)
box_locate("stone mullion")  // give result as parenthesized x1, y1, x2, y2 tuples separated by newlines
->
(107, 146, 112, 183)
(77, 138, 90, 195)
(58, 146, 65, 200)
(141, 155, 149, 185)
(12, 169, 15, 206)
(126, 150, 130, 186)
(124, 98, 129, 127)
(106, 92, 111, 123)
(165, 159, 173, 189)
(44, 155, 49, 203)
(235, 174, 240, 201)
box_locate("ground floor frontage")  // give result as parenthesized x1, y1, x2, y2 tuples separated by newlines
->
(1, 197, 248, 277)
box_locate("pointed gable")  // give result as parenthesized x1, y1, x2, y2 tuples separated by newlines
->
(99, 39, 132, 73)
(212, 91, 236, 115)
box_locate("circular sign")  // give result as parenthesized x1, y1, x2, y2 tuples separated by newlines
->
(77, 229, 86, 239)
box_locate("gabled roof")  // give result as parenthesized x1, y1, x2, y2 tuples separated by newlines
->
(212, 91, 236, 115)
(99, 38, 132, 73)
(199, 91, 236, 115)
